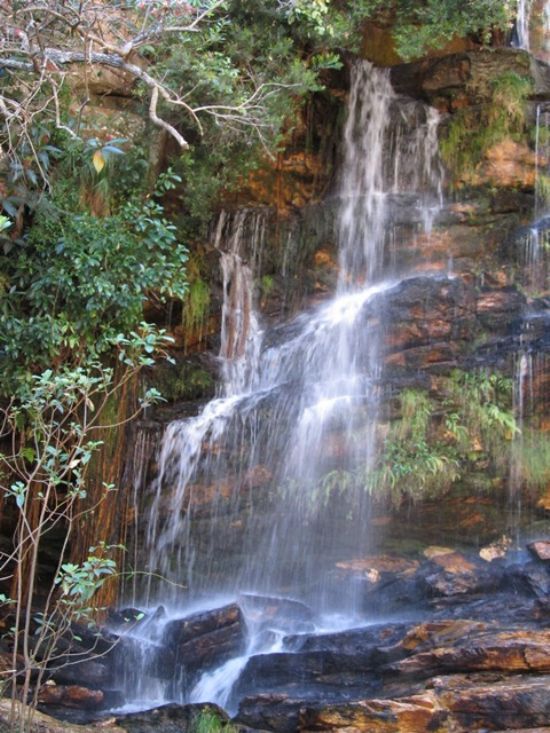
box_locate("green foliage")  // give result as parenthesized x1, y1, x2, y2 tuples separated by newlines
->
(373, 371, 517, 502)
(516, 428, 550, 491)
(182, 276, 211, 344)
(441, 71, 533, 180)
(536, 174, 550, 210)
(55, 547, 117, 613)
(390, 0, 514, 60)
(192, 710, 238, 733)
(313, 370, 519, 505)
(0, 162, 187, 393)
(365, 386, 461, 503)
(260, 274, 275, 301)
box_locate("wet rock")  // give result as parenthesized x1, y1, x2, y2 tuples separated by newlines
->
(400, 619, 489, 652)
(480, 536, 512, 562)
(51, 658, 113, 689)
(390, 49, 538, 110)
(336, 555, 419, 576)
(116, 702, 229, 733)
(332, 555, 426, 613)
(238, 593, 314, 631)
(528, 541, 550, 562)
(107, 606, 166, 633)
(422, 552, 500, 600)
(236, 694, 305, 733)
(162, 603, 246, 682)
(506, 562, 550, 601)
(300, 676, 550, 732)
(300, 691, 441, 733)
(430, 552, 477, 575)
(285, 622, 412, 656)
(436, 674, 550, 731)
(392, 628, 550, 677)
(38, 684, 104, 709)
(234, 649, 381, 702)
(423, 546, 454, 560)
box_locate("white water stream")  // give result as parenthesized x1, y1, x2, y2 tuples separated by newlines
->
(516, 0, 533, 50)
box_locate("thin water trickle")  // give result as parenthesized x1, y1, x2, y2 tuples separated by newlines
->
(119, 60, 445, 711)
(517, 104, 550, 292)
(516, 0, 533, 49)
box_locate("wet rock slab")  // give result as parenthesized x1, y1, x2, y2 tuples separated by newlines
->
(38, 684, 104, 710)
(239, 593, 315, 632)
(233, 552, 550, 732)
(162, 602, 247, 681)
(115, 702, 229, 733)
(299, 674, 550, 732)
(528, 541, 550, 562)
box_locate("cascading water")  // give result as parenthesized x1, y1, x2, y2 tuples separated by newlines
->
(516, 103, 550, 292)
(116, 60, 444, 712)
(516, 0, 533, 50)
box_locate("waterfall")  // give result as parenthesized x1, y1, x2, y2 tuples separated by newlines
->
(517, 104, 550, 293)
(508, 312, 550, 542)
(136, 61, 444, 613)
(117, 60, 445, 711)
(338, 64, 442, 284)
(516, 0, 533, 49)
(142, 208, 268, 603)
(214, 208, 265, 395)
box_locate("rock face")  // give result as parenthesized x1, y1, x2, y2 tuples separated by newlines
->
(38, 684, 104, 710)
(236, 615, 550, 733)
(230, 547, 550, 733)
(390, 49, 548, 110)
(23, 544, 550, 731)
(114, 703, 229, 733)
(162, 602, 247, 684)
(529, 540, 550, 561)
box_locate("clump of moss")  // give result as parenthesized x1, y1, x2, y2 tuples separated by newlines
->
(441, 71, 533, 181)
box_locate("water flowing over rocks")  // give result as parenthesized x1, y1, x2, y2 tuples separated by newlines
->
(162, 604, 247, 685)
(27, 38, 549, 733)
(29, 543, 550, 733)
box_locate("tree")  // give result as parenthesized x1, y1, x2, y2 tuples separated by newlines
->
(0, 0, 340, 187)
(0, 0, 518, 198)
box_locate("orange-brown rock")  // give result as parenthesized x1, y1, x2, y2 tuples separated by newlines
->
(390, 49, 538, 112)
(394, 629, 550, 676)
(243, 465, 273, 489)
(536, 489, 550, 512)
(480, 536, 512, 562)
(480, 140, 539, 189)
(38, 683, 104, 709)
(437, 675, 550, 731)
(244, 151, 329, 213)
(401, 620, 488, 652)
(300, 692, 443, 733)
(430, 552, 476, 575)
(423, 546, 454, 560)
(336, 555, 419, 577)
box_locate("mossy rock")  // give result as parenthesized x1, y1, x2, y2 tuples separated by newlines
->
(145, 357, 215, 404)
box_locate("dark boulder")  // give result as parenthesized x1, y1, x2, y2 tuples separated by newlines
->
(162, 603, 247, 685)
